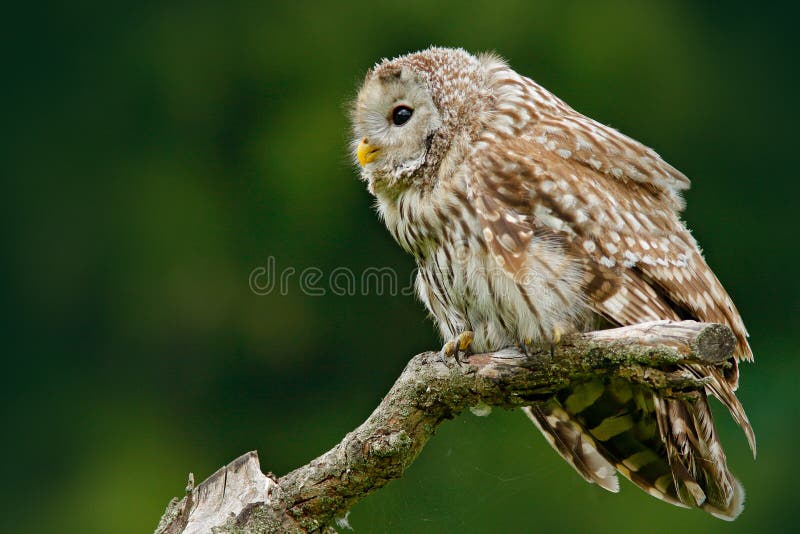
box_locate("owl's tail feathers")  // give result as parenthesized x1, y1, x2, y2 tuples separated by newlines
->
(522, 404, 620, 492)
(524, 376, 747, 520)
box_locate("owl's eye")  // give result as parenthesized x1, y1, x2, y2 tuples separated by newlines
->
(391, 106, 413, 126)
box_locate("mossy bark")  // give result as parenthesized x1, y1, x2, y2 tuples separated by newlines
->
(155, 320, 734, 534)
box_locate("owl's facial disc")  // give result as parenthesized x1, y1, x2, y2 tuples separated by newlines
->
(352, 66, 441, 190)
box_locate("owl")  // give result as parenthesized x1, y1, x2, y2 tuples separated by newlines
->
(350, 47, 754, 519)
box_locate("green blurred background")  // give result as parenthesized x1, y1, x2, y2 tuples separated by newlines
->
(3, 1, 798, 532)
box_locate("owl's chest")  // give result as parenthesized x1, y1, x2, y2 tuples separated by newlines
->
(417, 243, 551, 351)
(377, 184, 477, 259)
(377, 184, 592, 350)
(415, 241, 592, 351)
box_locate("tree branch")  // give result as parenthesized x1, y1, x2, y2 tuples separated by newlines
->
(155, 320, 735, 533)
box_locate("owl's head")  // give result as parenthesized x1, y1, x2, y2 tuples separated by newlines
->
(351, 48, 497, 195)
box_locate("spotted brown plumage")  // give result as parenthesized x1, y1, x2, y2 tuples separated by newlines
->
(351, 47, 754, 520)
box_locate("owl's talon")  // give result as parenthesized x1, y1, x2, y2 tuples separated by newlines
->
(549, 326, 565, 357)
(440, 331, 474, 365)
(521, 337, 535, 356)
(441, 340, 457, 358)
(457, 331, 474, 352)
(552, 326, 564, 345)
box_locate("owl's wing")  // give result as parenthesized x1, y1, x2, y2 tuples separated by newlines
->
(523, 95, 692, 209)
(467, 134, 750, 362)
(465, 134, 755, 516)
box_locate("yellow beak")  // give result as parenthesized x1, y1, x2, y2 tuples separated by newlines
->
(357, 138, 380, 167)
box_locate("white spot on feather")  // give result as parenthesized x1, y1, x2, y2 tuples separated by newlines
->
(599, 256, 616, 268)
(623, 250, 640, 267)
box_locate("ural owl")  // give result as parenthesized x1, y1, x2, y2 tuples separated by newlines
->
(350, 47, 754, 519)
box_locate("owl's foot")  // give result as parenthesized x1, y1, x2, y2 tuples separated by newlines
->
(521, 326, 565, 356)
(440, 331, 474, 365)
(549, 325, 565, 357)
(552, 326, 564, 345)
